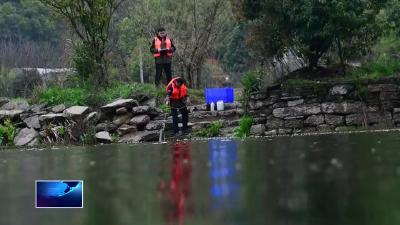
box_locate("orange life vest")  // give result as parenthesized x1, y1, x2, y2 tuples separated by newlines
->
(154, 36, 173, 58)
(166, 78, 187, 100)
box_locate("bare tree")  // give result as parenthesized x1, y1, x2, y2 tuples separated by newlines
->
(38, 0, 126, 86)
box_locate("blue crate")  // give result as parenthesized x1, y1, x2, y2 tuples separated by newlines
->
(205, 88, 234, 104)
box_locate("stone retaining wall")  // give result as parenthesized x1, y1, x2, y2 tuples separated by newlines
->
(246, 82, 400, 136)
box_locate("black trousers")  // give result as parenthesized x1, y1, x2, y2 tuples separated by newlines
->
(155, 63, 172, 86)
(171, 106, 189, 134)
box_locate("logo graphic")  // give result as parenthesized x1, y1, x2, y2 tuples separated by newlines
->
(35, 180, 83, 208)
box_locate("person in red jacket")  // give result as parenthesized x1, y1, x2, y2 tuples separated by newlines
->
(166, 77, 189, 136)
(150, 27, 176, 86)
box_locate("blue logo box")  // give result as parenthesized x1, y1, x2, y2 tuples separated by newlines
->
(35, 180, 83, 208)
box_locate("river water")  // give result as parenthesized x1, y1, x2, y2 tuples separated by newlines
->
(1, 132, 400, 225)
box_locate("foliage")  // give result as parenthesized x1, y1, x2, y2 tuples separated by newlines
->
(234, 0, 388, 69)
(159, 104, 171, 114)
(0, 0, 62, 41)
(38, 87, 87, 106)
(240, 71, 261, 114)
(195, 121, 223, 138)
(38, 0, 126, 86)
(0, 119, 17, 146)
(234, 116, 253, 138)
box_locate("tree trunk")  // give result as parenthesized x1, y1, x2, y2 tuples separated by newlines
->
(139, 46, 144, 84)
(196, 68, 202, 89)
(337, 39, 346, 75)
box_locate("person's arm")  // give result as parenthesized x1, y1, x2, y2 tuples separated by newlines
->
(170, 39, 176, 53)
(150, 39, 158, 54)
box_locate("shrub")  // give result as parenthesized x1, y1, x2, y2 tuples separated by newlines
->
(0, 119, 17, 146)
(234, 116, 253, 138)
(196, 121, 223, 137)
(240, 72, 261, 115)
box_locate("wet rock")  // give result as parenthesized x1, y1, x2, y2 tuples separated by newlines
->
(250, 124, 266, 136)
(52, 104, 66, 113)
(64, 106, 90, 118)
(249, 101, 267, 110)
(95, 131, 112, 143)
(325, 115, 344, 126)
(23, 115, 40, 129)
(129, 115, 151, 127)
(119, 131, 159, 143)
(145, 121, 163, 131)
(287, 99, 304, 107)
(14, 128, 39, 146)
(101, 99, 139, 114)
(305, 115, 325, 126)
(321, 102, 363, 114)
(329, 84, 354, 96)
(115, 107, 128, 115)
(253, 117, 267, 124)
(278, 128, 292, 135)
(317, 124, 333, 132)
(112, 113, 133, 126)
(117, 124, 137, 136)
(272, 104, 321, 118)
(1, 99, 29, 112)
(273, 102, 287, 109)
(96, 122, 118, 132)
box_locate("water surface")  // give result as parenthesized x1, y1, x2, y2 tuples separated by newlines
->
(1, 132, 400, 225)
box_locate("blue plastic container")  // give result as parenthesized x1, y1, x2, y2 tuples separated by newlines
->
(205, 88, 234, 104)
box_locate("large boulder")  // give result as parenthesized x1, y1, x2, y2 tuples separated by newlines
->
(325, 115, 344, 126)
(101, 99, 139, 114)
(39, 113, 65, 125)
(112, 113, 133, 126)
(305, 115, 325, 126)
(96, 122, 118, 132)
(63, 106, 90, 118)
(119, 131, 159, 143)
(1, 99, 30, 112)
(115, 107, 128, 115)
(95, 131, 112, 143)
(51, 104, 66, 113)
(321, 102, 363, 114)
(129, 115, 151, 127)
(145, 121, 163, 131)
(132, 106, 150, 115)
(83, 112, 100, 128)
(0, 110, 24, 120)
(272, 104, 321, 119)
(23, 115, 41, 129)
(250, 124, 266, 136)
(329, 84, 354, 96)
(14, 128, 39, 146)
(0, 97, 10, 107)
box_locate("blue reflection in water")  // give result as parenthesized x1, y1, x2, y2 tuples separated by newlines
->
(208, 139, 240, 212)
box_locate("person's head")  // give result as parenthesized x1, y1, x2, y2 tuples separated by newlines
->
(174, 77, 184, 87)
(157, 27, 167, 38)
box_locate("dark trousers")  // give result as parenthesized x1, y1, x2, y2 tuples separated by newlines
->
(155, 63, 172, 86)
(171, 106, 189, 134)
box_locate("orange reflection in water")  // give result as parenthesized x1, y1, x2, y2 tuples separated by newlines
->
(158, 142, 192, 225)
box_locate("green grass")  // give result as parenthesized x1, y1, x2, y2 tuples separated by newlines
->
(0, 119, 17, 146)
(195, 121, 223, 137)
(38, 87, 88, 106)
(234, 116, 253, 138)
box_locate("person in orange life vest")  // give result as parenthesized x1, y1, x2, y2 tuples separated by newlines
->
(166, 77, 189, 135)
(150, 27, 176, 86)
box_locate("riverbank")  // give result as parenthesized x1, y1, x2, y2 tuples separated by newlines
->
(2, 77, 400, 148)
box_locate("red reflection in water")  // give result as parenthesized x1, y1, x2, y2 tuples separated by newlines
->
(158, 142, 192, 225)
